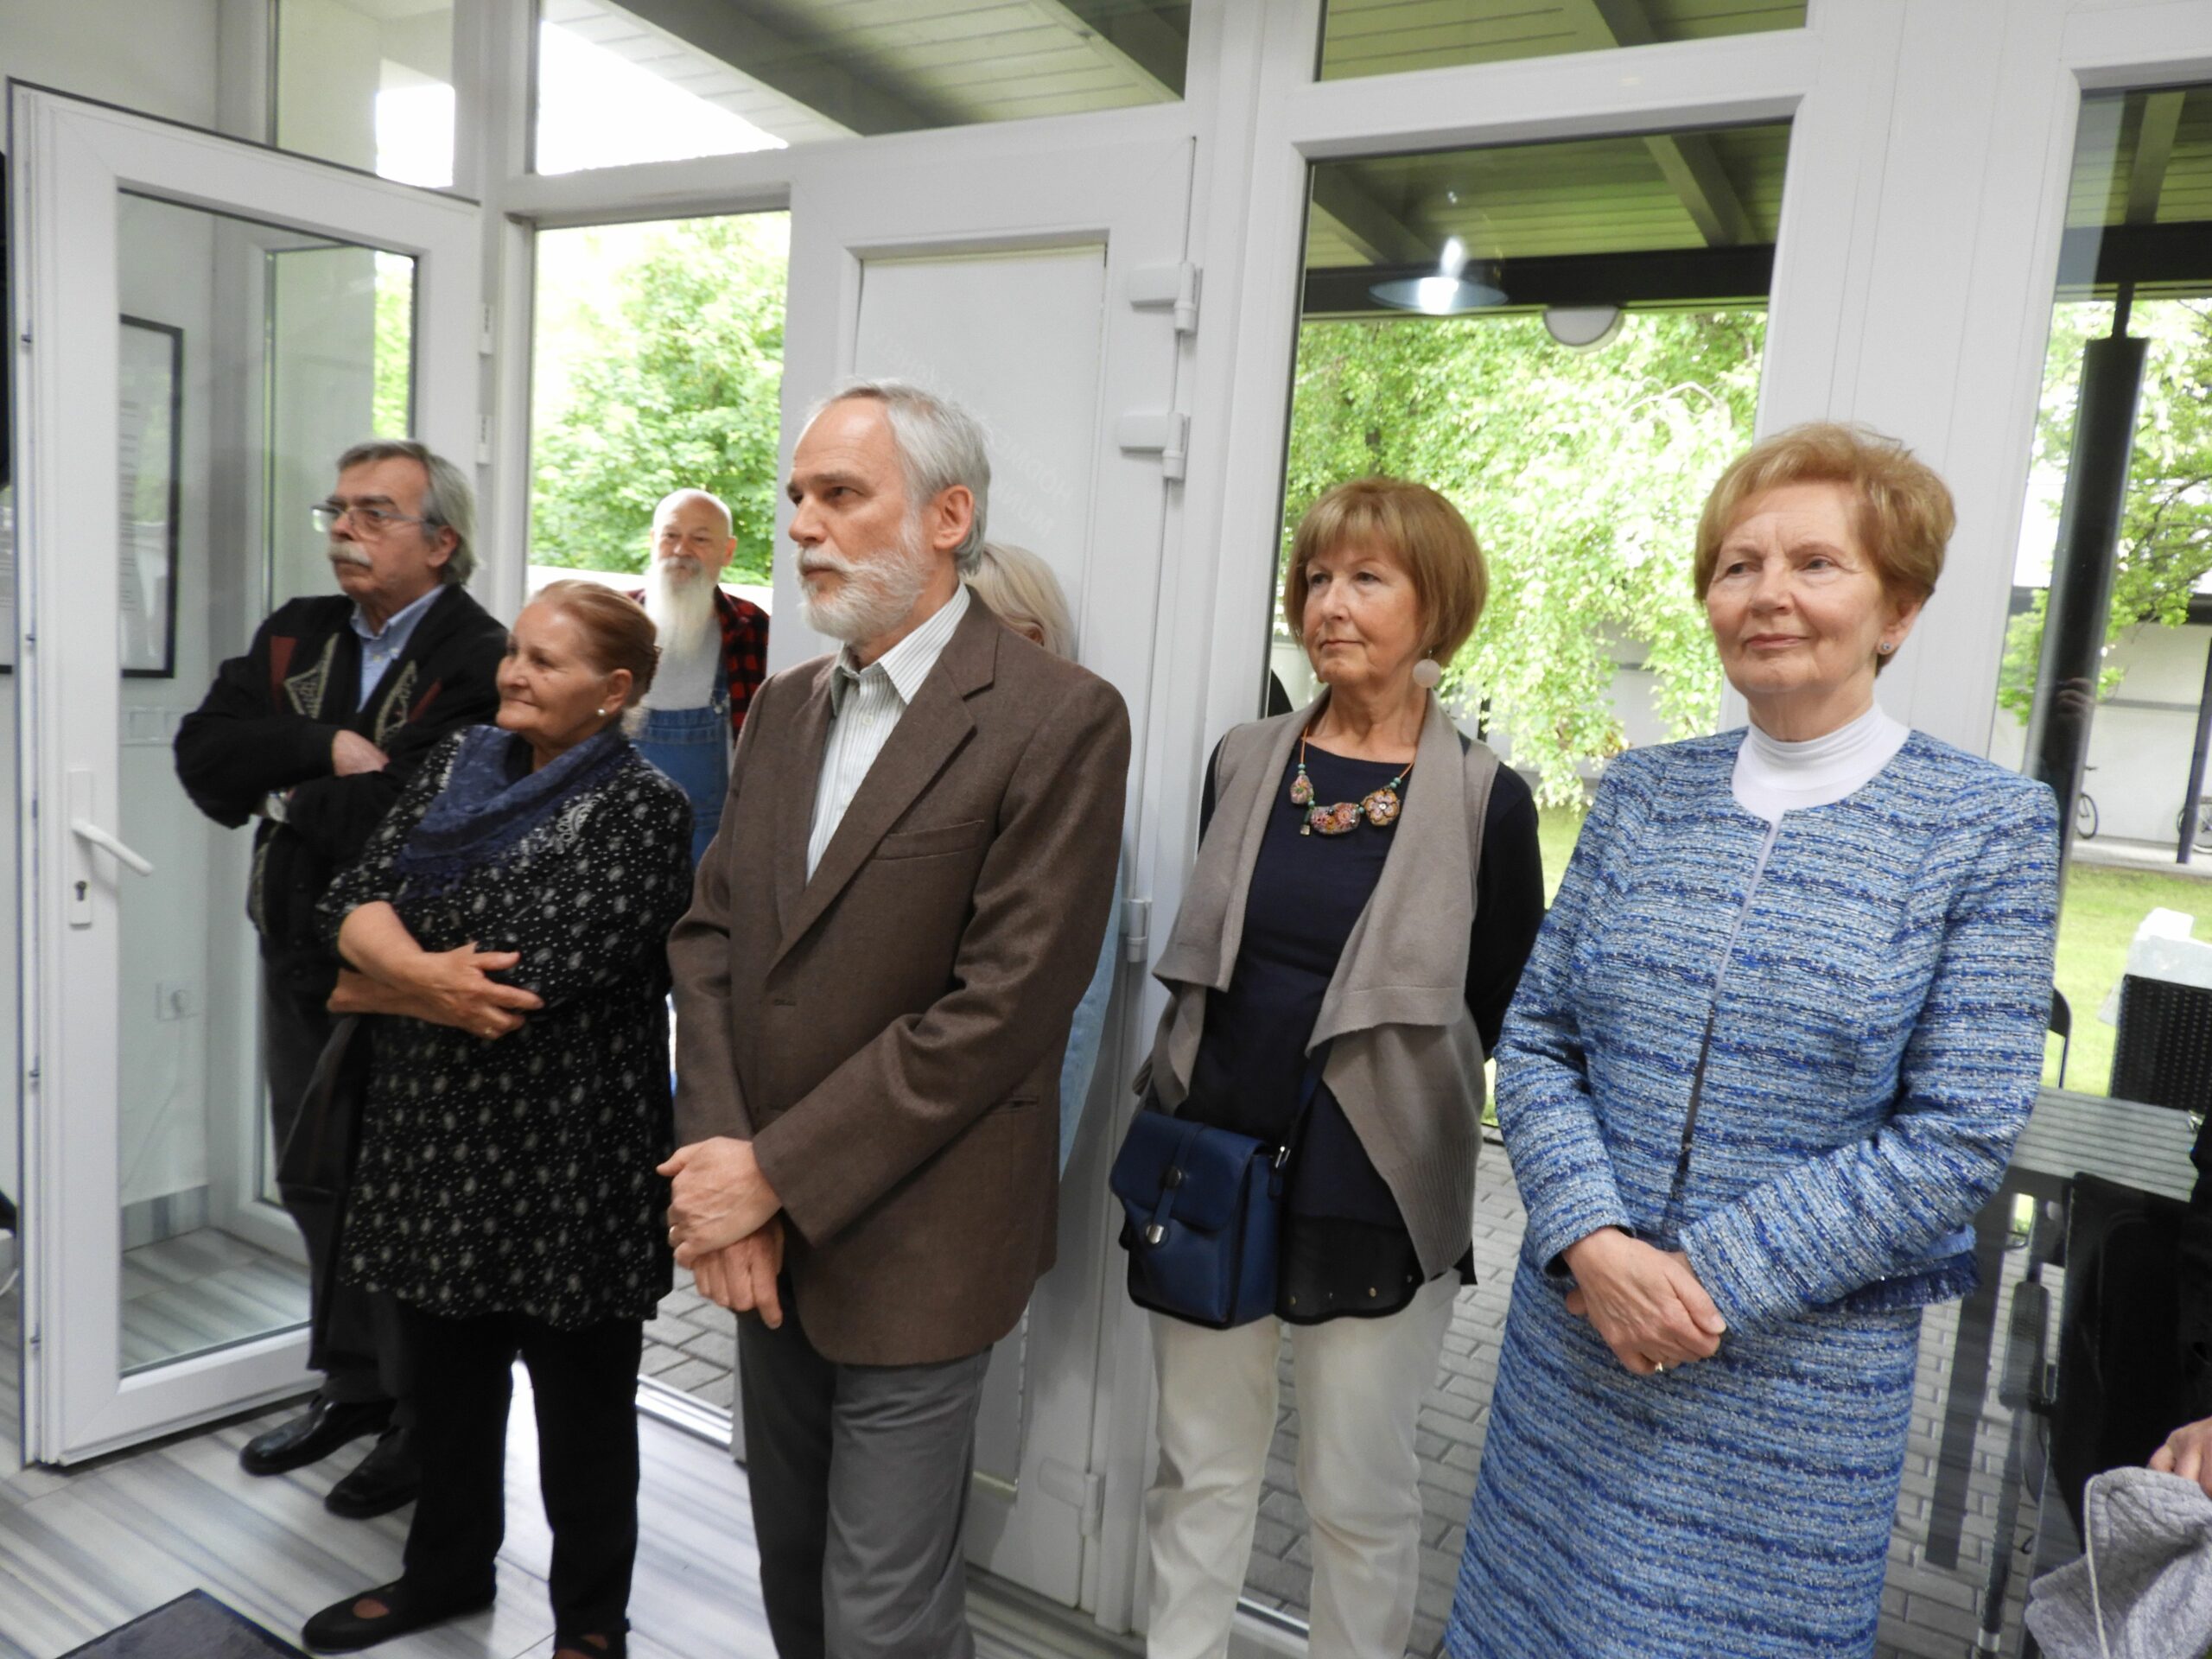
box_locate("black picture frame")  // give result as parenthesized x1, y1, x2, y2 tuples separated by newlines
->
(118, 314, 181, 679)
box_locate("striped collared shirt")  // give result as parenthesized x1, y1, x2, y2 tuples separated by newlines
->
(805, 584, 970, 878)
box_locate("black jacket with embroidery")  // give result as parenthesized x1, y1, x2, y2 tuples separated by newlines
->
(174, 586, 508, 992)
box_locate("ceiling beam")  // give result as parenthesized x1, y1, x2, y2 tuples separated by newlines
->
(1304, 244, 1776, 316)
(1563, 0, 1755, 247)
(2125, 89, 2186, 226)
(1310, 168, 1434, 266)
(1037, 0, 1188, 95)
(620, 0, 953, 137)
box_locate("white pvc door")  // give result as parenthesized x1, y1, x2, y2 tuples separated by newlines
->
(9, 87, 480, 1464)
(771, 131, 1196, 1608)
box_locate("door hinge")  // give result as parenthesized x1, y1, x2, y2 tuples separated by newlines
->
(1116, 412, 1189, 482)
(1038, 1458, 1105, 1535)
(477, 415, 493, 466)
(1129, 262, 1200, 335)
(479, 303, 496, 355)
(1120, 896, 1151, 964)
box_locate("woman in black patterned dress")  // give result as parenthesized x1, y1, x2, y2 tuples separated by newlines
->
(302, 582, 691, 1658)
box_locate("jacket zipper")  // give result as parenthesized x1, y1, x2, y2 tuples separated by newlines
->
(1660, 817, 1782, 1237)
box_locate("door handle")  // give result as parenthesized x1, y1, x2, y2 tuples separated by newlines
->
(69, 819, 155, 877)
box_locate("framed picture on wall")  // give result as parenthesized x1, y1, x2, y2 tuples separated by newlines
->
(119, 315, 181, 678)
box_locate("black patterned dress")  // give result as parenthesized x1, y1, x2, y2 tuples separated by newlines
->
(319, 728, 692, 1330)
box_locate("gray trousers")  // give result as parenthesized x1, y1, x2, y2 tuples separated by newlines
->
(738, 1288, 991, 1659)
(262, 965, 411, 1414)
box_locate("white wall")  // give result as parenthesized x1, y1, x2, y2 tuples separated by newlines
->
(1991, 619, 2212, 845)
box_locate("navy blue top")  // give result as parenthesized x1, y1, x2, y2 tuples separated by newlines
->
(1182, 740, 1544, 1321)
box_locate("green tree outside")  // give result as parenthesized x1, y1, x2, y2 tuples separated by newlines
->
(1284, 309, 1765, 804)
(531, 214, 790, 583)
(372, 253, 412, 439)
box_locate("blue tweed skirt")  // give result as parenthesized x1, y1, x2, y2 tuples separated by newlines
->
(1446, 1255, 1919, 1658)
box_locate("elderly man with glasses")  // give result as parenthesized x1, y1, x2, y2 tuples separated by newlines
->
(175, 438, 507, 1518)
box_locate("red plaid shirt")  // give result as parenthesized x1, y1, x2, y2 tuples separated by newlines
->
(631, 584, 770, 740)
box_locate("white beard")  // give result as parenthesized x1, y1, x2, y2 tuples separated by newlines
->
(643, 555, 719, 664)
(796, 522, 937, 645)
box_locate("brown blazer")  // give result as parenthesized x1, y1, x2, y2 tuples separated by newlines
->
(669, 598, 1130, 1366)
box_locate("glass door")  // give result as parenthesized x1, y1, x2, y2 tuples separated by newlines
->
(10, 86, 480, 1464)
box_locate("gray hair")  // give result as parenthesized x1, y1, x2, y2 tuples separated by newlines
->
(812, 378, 990, 574)
(334, 438, 477, 584)
(969, 542, 1076, 660)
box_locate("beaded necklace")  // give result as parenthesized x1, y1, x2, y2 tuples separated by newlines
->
(1288, 728, 1413, 836)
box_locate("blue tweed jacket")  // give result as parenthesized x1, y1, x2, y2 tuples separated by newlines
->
(1497, 728, 2061, 1330)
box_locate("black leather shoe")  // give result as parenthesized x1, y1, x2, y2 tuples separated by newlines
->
(239, 1398, 391, 1477)
(324, 1426, 420, 1518)
(302, 1579, 494, 1653)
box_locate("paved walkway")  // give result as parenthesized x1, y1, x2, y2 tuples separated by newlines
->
(639, 1152, 2050, 1659)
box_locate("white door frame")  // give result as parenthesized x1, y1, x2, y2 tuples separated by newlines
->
(9, 85, 481, 1463)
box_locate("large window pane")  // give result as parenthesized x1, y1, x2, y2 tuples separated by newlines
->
(1995, 84, 2212, 1104)
(275, 0, 457, 187)
(532, 0, 1187, 174)
(112, 193, 421, 1373)
(1251, 123, 1783, 1656)
(1318, 0, 1805, 82)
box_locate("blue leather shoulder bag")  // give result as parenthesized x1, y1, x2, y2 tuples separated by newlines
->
(1109, 1066, 1321, 1330)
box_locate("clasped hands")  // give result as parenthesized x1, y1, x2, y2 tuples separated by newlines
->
(1560, 1226, 1728, 1376)
(329, 942, 543, 1040)
(659, 1136, 786, 1327)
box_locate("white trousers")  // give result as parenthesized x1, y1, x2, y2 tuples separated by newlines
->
(1143, 1275, 1458, 1659)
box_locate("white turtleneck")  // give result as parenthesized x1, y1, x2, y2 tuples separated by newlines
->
(1731, 702, 1910, 823)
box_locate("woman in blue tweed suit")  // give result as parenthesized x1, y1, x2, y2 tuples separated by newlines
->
(1446, 423, 2061, 1659)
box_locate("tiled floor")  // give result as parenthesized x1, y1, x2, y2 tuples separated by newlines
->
(1240, 1151, 2048, 1659)
(119, 1230, 310, 1373)
(0, 1380, 1135, 1659)
(0, 1172, 2070, 1658)
(639, 1284, 738, 1412)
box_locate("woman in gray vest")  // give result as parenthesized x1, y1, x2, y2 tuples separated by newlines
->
(1137, 479, 1544, 1658)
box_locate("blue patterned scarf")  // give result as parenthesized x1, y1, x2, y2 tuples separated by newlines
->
(394, 724, 630, 894)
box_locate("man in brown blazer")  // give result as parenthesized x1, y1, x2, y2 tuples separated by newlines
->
(663, 379, 1128, 1658)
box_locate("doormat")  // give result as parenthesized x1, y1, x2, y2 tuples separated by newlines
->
(60, 1590, 307, 1658)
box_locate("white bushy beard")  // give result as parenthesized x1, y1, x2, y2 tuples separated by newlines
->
(796, 517, 937, 645)
(643, 554, 719, 664)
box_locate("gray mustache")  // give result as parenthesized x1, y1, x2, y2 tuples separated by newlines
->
(327, 548, 373, 570)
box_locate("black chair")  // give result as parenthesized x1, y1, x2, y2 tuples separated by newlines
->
(2050, 988, 2073, 1089)
(1993, 1174, 2212, 1657)
(2109, 974, 2212, 1113)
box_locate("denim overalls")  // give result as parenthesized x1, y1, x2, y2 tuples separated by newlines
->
(634, 663, 728, 868)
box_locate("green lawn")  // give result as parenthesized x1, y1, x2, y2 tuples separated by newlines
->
(1528, 806, 2209, 1093)
(2048, 863, 2212, 1091)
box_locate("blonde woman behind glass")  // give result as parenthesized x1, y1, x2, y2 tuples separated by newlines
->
(969, 543, 1114, 1174)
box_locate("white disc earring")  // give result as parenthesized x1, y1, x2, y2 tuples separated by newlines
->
(1411, 657, 1442, 690)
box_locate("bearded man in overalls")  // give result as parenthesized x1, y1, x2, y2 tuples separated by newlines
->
(631, 489, 770, 865)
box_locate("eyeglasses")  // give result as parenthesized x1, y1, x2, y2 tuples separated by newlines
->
(310, 500, 431, 537)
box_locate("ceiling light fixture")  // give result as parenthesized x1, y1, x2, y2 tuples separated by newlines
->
(1369, 234, 1507, 316)
(1543, 304, 1625, 350)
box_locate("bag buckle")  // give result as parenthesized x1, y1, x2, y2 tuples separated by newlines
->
(1144, 1223, 1166, 1245)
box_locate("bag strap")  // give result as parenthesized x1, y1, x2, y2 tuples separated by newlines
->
(1273, 1046, 1330, 1170)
